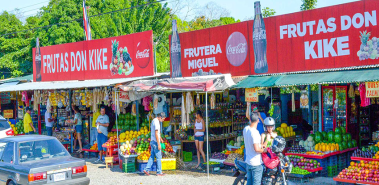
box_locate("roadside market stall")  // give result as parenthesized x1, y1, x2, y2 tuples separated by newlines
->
(118, 74, 236, 177)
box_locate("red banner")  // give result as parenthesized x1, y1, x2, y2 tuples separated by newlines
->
(33, 30, 154, 82)
(170, 0, 379, 77)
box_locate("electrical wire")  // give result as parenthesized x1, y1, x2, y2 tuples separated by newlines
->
(1, 0, 169, 37)
(8, 0, 49, 12)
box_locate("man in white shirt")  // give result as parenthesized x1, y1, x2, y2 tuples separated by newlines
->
(45, 107, 56, 136)
(143, 112, 166, 176)
(243, 112, 267, 185)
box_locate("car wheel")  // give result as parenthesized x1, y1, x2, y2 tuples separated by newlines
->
(7, 181, 16, 185)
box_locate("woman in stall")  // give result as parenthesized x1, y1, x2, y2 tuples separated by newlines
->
(194, 110, 206, 170)
(73, 106, 83, 153)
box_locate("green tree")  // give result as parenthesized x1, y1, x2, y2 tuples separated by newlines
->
(262, 7, 276, 18)
(301, 0, 317, 11)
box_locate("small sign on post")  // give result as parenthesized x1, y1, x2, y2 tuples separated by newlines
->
(3, 110, 13, 119)
(245, 88, 258, 102)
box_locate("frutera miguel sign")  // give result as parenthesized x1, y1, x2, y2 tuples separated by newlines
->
(170, 0, 379, 77)
(33, 30, 154, 82)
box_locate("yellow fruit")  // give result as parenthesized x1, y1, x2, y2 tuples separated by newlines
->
(321, 145, 326, 152)
(281, 123, 288, 128)
(289, 127, 293, 132)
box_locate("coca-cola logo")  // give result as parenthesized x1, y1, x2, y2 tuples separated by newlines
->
(135, 41, 151, 68)
(226, 32, 248, 67)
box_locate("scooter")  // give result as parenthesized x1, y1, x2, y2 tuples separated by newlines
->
(233, 136, 294, 185)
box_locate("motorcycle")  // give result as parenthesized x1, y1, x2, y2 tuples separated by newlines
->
(233, 136, 294, 185)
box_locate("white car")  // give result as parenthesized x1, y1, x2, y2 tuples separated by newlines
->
(0, 115, 14, 138)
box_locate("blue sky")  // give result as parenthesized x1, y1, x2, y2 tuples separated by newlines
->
(1, 0, 358, 20)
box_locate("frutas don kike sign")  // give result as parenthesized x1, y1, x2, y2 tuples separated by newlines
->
(169, 0, 379, 77)
(33, 30, 154, 82)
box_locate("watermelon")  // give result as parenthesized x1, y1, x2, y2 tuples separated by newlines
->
(352, 140, 357, 147)
(321, 131, 327, 139)
(315, 132, 323, 143)
(327, 131, 334, 142)
(340, 127, 346, 134)
(334, 133, 342, 143)
(347, 141, 353, 149)
(341, 141, 348, 150)
(342, 134, 348, 142)
(309, 134, 315, 140)
(334, 127, 341, 134)
(346, 133, 352, 141)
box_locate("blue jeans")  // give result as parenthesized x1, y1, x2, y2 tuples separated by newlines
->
(247, 164, 264, 185)
(144, 141, 162, 174)
(90, 127, 98, 146)
(235, 159, 247, 172)
(46, 127, 53, 136)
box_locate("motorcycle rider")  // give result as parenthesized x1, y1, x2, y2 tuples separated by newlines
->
(261, 117, 278, 148)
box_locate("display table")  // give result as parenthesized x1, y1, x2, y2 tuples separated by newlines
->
(285, 147, 357, 159)
(351, 157, 379, 162)
(334, 177, 379, 185)
(180, 136, 236, 160)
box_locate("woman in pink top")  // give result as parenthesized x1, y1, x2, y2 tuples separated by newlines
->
(194, 110, 206, 169)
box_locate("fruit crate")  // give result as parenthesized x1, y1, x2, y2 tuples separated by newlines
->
(311, 158, 328, 176)
(337, 154, 347, 171)
(327, 165, 338, 177)
(328, 155, 338, 166)
(119, 154, 138, 165)
(123, 162, 136, 173)
(183, 151, 193, 162)
(161, 158, 176, 170)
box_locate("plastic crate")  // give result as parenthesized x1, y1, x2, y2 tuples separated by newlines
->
(328, 155, 338, 166)
(312, 158, 328, 176)
(162, 158, 176, 170)
(138, 161, 157, 172)
(123, 162, 136, 173)
(327, 165, 338, 177)
(183, 151, 193, 162)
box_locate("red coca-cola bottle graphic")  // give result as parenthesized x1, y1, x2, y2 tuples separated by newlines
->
(253, 1, 268, 74)
(171, 20, 182, 78)
(35, 38, 42, 81)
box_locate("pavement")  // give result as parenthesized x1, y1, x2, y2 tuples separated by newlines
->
(83, 157, 337, 185)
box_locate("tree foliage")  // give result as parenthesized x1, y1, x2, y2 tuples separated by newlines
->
(262, 7, 276, 18)
(0, 0, 241, 77)
(301, 0, 317, 11)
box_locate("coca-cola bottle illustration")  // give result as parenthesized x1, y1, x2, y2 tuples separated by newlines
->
(171, 20, 182, 78)
(253, 1, 268, 74)
(35, 37, 42, 81)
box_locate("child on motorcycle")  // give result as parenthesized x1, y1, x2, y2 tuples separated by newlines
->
(261, 117, 278, 148)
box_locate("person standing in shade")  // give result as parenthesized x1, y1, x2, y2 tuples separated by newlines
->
(24, 107, 36, 135)
(87, 108, 100, 146)
(252, 104, 266, 135)
(244, 112, 267, 185)
(95, 106, 109, 163)
(73, 107, 83, 153)
(194, 110, 206, 170)
(143, 112, 166, 176)
(45, 106, 56, 136)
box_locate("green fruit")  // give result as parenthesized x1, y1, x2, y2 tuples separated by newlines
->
(340, 126, 346, 134)
(334, 133, 342, 143)
(334, 127, 341, 134)
(327, 131, 334, 142)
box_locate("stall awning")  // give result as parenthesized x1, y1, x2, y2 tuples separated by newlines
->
(0, 75, 160, 92)
(119, 74, 235, 92)
(234, 68, 379, 88)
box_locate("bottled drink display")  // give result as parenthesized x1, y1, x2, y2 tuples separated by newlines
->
(35, 37, 42, 81)
(253, 1, 268, 74)
(171, 20, 182, 78)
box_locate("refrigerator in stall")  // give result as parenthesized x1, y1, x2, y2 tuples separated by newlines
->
(322, 86, 349, 132)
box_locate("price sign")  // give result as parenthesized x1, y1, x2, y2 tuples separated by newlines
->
(3, 110, 13, 118)
(0, 93, 10, 104)
(245, 88, 258, 102)
(119, 91, 130, 102)
(366, 82, 379, 98)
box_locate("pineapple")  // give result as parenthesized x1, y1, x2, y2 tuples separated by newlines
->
(360, 31, 371, 51)
(111, 39, 119, 57)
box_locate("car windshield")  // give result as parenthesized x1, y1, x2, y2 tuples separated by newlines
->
(19, 139, 70, 163)
(0, 120, 10, 131)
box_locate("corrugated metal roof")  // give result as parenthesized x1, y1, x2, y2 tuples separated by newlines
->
(0, 75, 161, 92)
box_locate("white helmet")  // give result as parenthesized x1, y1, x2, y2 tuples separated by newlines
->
(264, 117, 275, 127)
